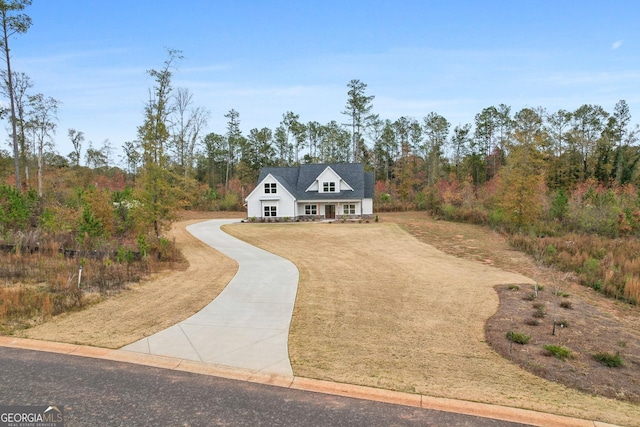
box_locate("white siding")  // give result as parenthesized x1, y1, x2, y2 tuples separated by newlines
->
(246, 167, 374, 219)
(245, 175, 297, 218)
(247, 200, 263, 218)
(275, 195, 296, 217)
(314, 166, 353, 193)
(362, 198, 373, 215)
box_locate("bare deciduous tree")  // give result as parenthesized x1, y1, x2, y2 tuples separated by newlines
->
(67, 128, 85, 167)
(27, 93, 58, 201)
(170, 87, 209, 182)
(0, 0, 32, 190)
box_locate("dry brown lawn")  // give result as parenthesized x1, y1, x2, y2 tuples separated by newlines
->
(383, 212, 640, 404)
(15, 210, 640, 426)
(224, 216, 640, 426)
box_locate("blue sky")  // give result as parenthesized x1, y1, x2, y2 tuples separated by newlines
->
(6, 0, 640, 162)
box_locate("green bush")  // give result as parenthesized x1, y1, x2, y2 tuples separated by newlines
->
(488, 208, 505, 227)
(543, 344, 572, 360)
(421, 187, 441, 214)
(78, 206, 103, 237)
(546, 244, 557, 257)
(0, 185, 38, 230)
(116, 246, 135, 264)
(137, 234, 149, 257)
(506, 331, 531, 345)
(39, 205, 76, 233)
(219, 192, 240, 211)
(550, 188, 568, 221)
(508, 285, 520, 291)
(205, 187, 219, 201)
(581, 258, 601, 287)
(157, 236, 172, 255)
(442, 204, 457, 220)
(414, 191, 427, 211)
(593, 352, 623, 367)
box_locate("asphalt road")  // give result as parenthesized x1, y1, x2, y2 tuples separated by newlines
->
(0, 347, 532, 427)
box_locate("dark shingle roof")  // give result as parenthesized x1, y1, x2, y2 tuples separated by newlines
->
(257, 163, 374, 201)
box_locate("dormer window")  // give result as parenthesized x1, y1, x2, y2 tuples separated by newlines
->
(323, 182, 336, 192)
(264, 183, 277, 194)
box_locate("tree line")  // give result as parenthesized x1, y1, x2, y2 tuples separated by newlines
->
(1, 1, 639, 237)
(4, 2, 640, 305)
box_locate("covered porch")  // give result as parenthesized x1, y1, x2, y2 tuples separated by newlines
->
(296, 200, 364, 220)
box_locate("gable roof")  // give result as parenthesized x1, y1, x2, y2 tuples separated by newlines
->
(305, 166, 354, 192)
(255, 163, 374, 201)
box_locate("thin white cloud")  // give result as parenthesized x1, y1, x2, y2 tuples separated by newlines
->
(612, 40, 623, 50)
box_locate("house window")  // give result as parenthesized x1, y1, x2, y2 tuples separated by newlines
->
(264, 206, 277, 217)
(264, 183, 277, 194)
(343, 204, 356, 215)
(323, 182, 336, 192)
(305, 204, 317, 215)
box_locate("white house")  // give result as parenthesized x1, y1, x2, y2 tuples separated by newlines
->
(245, 163, 374, 220)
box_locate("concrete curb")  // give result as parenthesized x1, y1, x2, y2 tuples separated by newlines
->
(0, 336, 619, 427)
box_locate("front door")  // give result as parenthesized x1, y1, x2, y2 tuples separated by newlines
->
(325, 205, 335, 219)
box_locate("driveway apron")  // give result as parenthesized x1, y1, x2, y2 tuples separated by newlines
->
(122, 219, 299, 376)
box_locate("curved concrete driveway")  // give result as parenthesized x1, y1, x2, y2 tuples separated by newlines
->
(122, 219, 299, 375)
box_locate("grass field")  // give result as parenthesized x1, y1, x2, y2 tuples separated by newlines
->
(223, 219, 640, 426)
(18, 212, 640, 426)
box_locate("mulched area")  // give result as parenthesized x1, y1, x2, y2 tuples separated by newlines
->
(381, 211, 640, 405)
(486, 281, 640, 403)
